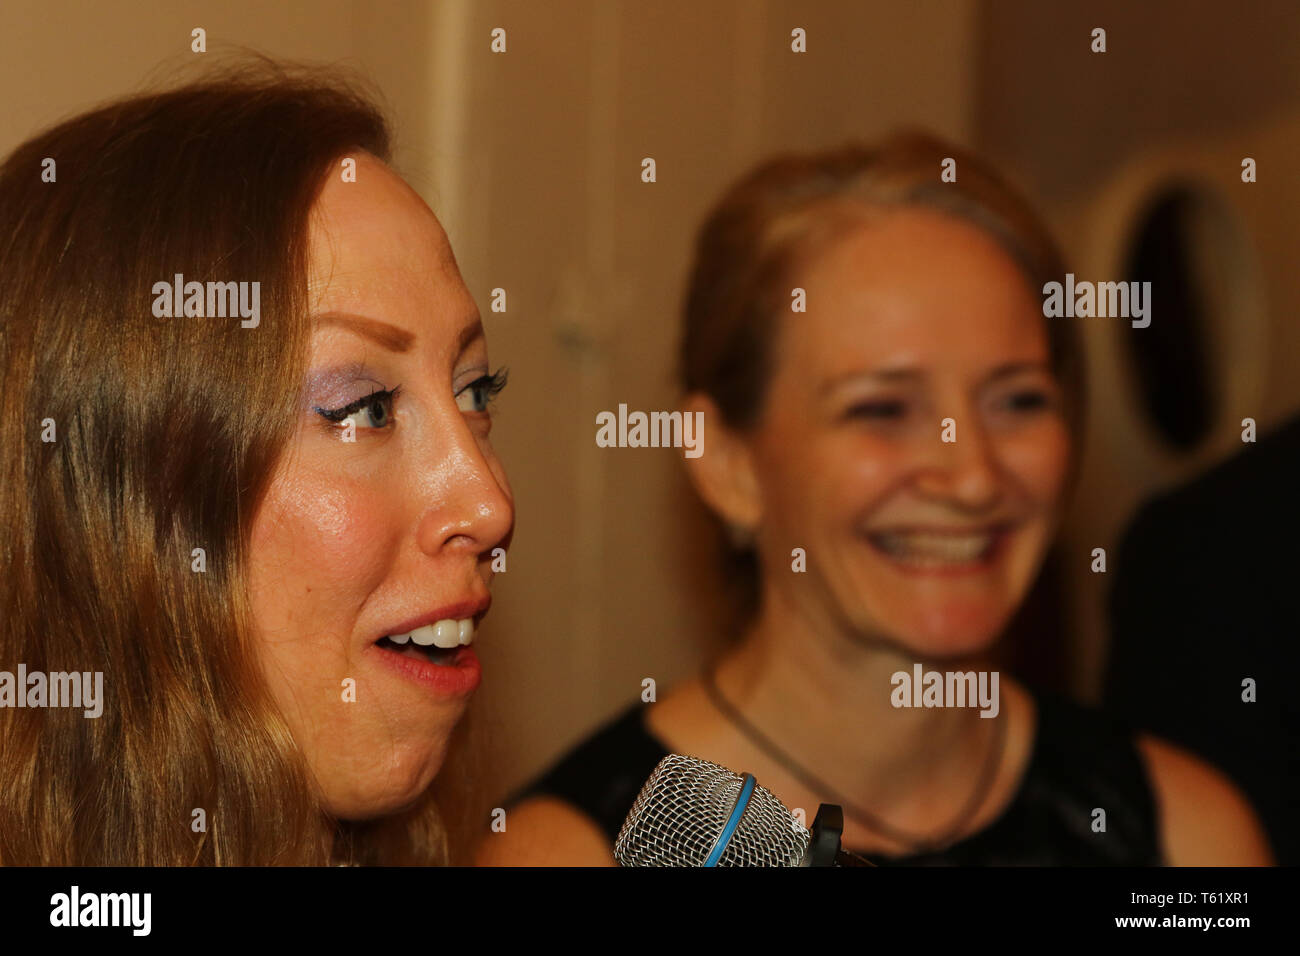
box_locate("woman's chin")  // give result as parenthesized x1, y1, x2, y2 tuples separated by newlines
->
(909, 618, 1009, 660)
(867, 600, 1015, 661)
(321, 758, 445, 821)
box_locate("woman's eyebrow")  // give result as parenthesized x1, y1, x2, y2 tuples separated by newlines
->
(312, 310, 415, 353)
(984, 360, 1051, 382)
(819, 360, 1051, 396)
(820, 367, 923, 395)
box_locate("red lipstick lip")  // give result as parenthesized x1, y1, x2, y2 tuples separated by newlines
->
(375, 595, 492, 643)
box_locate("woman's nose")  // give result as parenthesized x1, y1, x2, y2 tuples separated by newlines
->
(414, 419, 514, 559)
(913, 414, 1003, 511)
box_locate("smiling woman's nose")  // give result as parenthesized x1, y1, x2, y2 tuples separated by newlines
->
(415, 432, 514, 558)
(914, 417, 1003, 509)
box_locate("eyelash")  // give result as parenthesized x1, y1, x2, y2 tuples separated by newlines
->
(462, 368, 509, 413)
(314, 385, 402, 429)
(311, 368, 509, 431)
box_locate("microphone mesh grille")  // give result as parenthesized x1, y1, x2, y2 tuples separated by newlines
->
(614, 754, 810, 866)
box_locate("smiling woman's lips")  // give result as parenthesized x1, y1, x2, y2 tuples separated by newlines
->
(864, 524, 1013, 575)
(369, 641, 481, 696)
(378, 598, 490, 645)
(369, 598, 489, 696)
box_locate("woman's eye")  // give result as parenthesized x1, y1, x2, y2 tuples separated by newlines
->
(313, 387, 400, 432)
(999, 389, 1050, 413)
(456, 370, 508, 414)
(846, 399, 907, 420)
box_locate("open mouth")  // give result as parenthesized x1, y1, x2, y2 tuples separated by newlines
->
(375, 618, 475, 667)
(866, 525, 1009, 570)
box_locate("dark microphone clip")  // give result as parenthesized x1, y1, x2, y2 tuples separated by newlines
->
(808, 804, 875, 866)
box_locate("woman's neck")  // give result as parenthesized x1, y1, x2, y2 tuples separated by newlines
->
(712, 585, 1001, 806)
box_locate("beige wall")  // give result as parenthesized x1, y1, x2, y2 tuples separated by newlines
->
(0, 1, 438, 177)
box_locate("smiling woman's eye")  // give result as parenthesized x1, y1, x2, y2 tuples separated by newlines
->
(846, 398, 907, 421)
(456, 368, 508, 413)
(313, 386, 401, 432)
(998, 388, 1052, 413)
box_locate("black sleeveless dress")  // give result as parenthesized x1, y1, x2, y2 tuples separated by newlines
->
(511, 688, 1164, 865)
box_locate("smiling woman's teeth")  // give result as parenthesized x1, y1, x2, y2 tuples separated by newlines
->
(386, 618, 475, 648)
(870, 530, 997, 566)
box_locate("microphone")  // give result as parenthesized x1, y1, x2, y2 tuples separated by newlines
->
(614, 753, 874, 867)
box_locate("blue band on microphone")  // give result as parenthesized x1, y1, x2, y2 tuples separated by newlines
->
(703, 773, 756, 867)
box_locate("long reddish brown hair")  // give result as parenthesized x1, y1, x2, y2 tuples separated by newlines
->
(0, 60, 455, 864)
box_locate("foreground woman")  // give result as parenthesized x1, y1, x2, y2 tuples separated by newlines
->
(0, 64, 513, 865)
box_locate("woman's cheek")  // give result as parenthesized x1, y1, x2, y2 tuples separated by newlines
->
(291, 472, 391, 573)
(253, 465, 397, 641)
(817, 433, 904, 521)
(759, 435, 892, 555)
(998, 420, 1071, 504)
(845, 432, 905, 486)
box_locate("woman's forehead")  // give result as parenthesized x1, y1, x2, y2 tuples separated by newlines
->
(778, 216, 1049, 380)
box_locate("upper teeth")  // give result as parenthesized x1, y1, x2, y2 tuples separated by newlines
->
(872, 531, 994, 563)
(387, 619, 475, 648)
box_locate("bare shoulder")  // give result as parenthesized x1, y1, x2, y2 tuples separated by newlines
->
(474, 795, 616, 867)
(1136, 734, 1273, 865)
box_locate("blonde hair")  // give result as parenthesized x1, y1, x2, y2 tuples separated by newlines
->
(0, 60, 452, 865)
